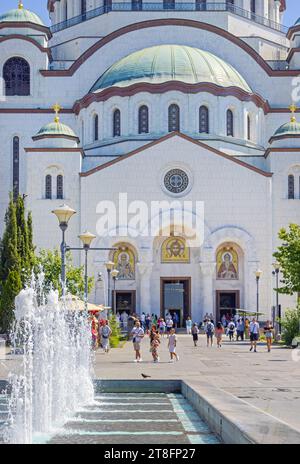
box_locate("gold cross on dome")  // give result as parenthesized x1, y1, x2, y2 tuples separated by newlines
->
(52, 103, 62, 123)
(289, 103, 297, 123)
(18, 1, 23, 10)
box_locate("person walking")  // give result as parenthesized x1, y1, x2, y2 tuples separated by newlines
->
(168, 328, 179, 362)
(100, 320, 112, 353)
(140, 312, 146, 330)
(191, 323, 199, 347)
(131, 320, 145, 362)
(227, 319, 236, 342)
(91, 314, 99, 350)
(151, 333, 161, 363)
(159, 318, 166, 337)
(166, 316, 173, 337)
(205, 319, 215, 347)
(145, 314, 151, 334)
(236, 318, 245, 341)
(249, 317, 260, 352)
(264, 320, 274, 352)
(215, 322, 224, 348)
(173, 312, 179, 330)
(186, 316, 192, 335)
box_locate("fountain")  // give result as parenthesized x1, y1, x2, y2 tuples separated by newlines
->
(4, 273, 94, 444)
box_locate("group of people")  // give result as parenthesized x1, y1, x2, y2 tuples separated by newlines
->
(91, 309, 275, 360)
(90, 313, 112, 352)
(130, 320, 179, 363)
(200, 317, 274, 352)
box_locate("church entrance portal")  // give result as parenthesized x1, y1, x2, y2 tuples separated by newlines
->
(160, 278, 191, 327)
(114, 291, 136, 315)
(216, 290, 240, 322)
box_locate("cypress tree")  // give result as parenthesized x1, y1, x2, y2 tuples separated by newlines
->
(0, 194, 35, 332)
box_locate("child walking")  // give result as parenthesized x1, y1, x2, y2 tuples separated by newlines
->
(151, 334, 160, 362)
(168, 328, 179, 362)
(191, 323, 199, 347)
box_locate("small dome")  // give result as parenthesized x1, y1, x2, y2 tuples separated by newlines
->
(91, 45, 251, 93)
(34, 121, 79, 141)
(273, 120, 300, 138)
(0, 7, 44, 26)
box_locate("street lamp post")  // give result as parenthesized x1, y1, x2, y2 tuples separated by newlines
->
(78, 231, 97, 311)
(272, 262, 281, 334)
(105, 261, 115, 309)
(111, 269, 119, 314)
(255, 269, 262, 320)
(52, 204, 76, 296)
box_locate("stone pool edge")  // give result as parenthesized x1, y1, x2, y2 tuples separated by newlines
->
(94, 379, 300, 445)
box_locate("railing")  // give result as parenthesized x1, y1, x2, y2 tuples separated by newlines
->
(51, 2, 288, 34)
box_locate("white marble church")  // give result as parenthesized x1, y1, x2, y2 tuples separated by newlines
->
(0, 0, 300, 324)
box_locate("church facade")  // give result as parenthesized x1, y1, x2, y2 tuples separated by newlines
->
(0, 0, 300, 324)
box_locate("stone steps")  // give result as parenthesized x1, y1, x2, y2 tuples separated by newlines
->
(48, 392, 220, 444)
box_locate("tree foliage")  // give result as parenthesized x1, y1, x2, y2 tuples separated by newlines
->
(0, 195, 35, 332)
(273, 224, 300, 296)
(35, 248, 94, 298)
(280, 306, 300, 346)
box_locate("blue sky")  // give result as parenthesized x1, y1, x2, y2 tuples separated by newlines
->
(0, 0, 300, 25)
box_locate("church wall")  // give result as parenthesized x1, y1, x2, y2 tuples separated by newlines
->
(25, 149, 82, 262)
(49, 9, 287, 59)
(79, 135, 273, 319)
(269, 151, 300, 311)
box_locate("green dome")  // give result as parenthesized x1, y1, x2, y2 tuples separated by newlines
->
(0, 7, 44, 26)
(273, 120, 300, 137)
(34, 121, 78, 140)
(91, 45, 251, 93)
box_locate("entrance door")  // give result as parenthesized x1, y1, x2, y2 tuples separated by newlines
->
(161, 278, 191, 327)
(114, 291, 136, 315)
(216, 290, 240, 322)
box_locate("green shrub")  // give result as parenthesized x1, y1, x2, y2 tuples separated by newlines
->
(280, 306, 300, 346)
(109, 315, 122, 348)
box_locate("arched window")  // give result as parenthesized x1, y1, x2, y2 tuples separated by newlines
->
(113, 109, 121, 137)
(250, 0, 256, 13)
(3, 57, 30, 96)
(45, 175, 52, 200)
(196, 0, 206, 11)
(163, 0, 175, 10)
(168, 104, 180, 132)
(94, 114, 99, 141)
(199, 106, 209, 133)
(132, 0, 142, 10)
(247, 115, 251, 141)
(288, 175, 295, 199)
(138, 105, 149, 134)
(226, 109, 234, 137)
(57, 175, 64, 200)
(13, 136, 20, 200)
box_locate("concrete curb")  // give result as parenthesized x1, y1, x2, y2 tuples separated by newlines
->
(182, 379, 300, 444)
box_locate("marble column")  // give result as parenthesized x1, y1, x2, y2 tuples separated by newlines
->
(137, 263, 153, 315)
(199, 262, 216, 319)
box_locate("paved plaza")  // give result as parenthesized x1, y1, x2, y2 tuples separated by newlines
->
(1, 334, 300, 442)
(93, 335, 300, 434)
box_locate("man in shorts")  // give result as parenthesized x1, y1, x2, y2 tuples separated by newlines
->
(131, 320, 144, 362)
(249, 317, 260, 352)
